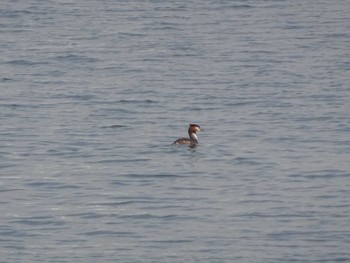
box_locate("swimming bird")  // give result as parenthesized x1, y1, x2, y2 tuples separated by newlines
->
(173, 124, 202, 145)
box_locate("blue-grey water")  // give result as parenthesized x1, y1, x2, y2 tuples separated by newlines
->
(1, 0, 350, 262)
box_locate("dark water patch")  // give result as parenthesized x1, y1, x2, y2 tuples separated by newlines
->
(267, 230, 349, 241)
(4, 59, 49, 66)
(1, 77, 13, 81)
(0, 9, 33, 17)
(150, 25, 182, 31)
(288, 170, 349, 179)
(221, 4, 254, 9)
(117, 32, 146, 38)
(54, 54, 99, 63)
(12, 217, 66, 227)
(0, 187, 22, 193)
(88, 158, 151, 164)
(151, 239, 192, 244)
(0, 162, 18, 169)
(117, 99, 158, 104)
(52, 93, 97, 101)
(121, 173, 182, 178)
(320, 203, 350, 210)
(82, 230, 137, 237)
(224, 100, 262, 107)
(239, 198, 284, 205)
(0, 102, 55, 109)
(169, 186, 209, 191)
(234, 157, 265, 165)
(0, 227, 41, 238)
(25, 181, 80, 190)
(118, 213, 191, 221)
(91, 201, 135, 206)
(318, 258, 350, 263)
(2, 244, 26, 251)
(0, 29, 30, 34)
(101, 124, 126, 129)
(237, 212, 315, 220)
(108, 196, 168, 204)
(92, 108, 137, 115)
(66, 212, 101, 219)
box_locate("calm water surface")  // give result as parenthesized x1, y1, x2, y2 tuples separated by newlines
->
(1, 0, 350, 262)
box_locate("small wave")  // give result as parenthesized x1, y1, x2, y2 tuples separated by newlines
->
(101, 124, 126, 129)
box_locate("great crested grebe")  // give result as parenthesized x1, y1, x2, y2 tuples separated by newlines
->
(173, 124, 202, 145)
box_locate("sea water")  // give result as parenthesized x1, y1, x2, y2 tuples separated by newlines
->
(1, 1, 349, 262)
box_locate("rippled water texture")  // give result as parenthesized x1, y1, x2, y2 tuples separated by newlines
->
(1, 1, 350, 262)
